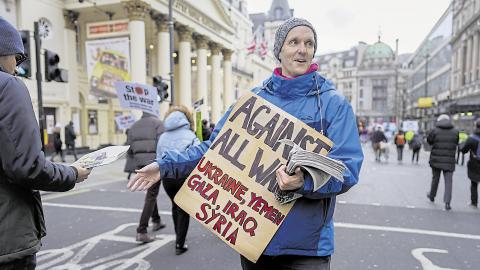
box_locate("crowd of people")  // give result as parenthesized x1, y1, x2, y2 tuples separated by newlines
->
(365, 116, 480, 211)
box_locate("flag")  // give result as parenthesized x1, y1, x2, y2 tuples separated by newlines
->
(247, 39, 256, 54)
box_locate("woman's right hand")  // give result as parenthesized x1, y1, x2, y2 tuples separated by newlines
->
(127, 162, 161, 191)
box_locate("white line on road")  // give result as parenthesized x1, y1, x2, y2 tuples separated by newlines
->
(43, 202, 172, 215)
(42, 189, 91, 201)
(43, 202, 480, 241)
(335, 222, 480, 241)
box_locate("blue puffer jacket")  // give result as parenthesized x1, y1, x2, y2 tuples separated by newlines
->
(157, 71, 364, 256)
(156, 111, 200, 161)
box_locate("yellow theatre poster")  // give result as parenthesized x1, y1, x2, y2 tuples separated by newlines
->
(174, 92, 333, 262)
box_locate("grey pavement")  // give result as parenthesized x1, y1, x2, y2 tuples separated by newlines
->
(37, 144, 480, 270)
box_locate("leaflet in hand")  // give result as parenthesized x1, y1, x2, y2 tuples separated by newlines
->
(72, 145, 130, 169)
(273, 139, 346, 204)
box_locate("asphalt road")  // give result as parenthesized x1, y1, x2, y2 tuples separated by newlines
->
(37, 144, 480, 270)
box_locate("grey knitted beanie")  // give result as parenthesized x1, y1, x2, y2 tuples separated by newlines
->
(437, 114, 450, 122)
(274, 17, 317, 62)
(0, 16, 24, 56)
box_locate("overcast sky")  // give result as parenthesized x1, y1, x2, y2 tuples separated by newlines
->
(246, 0, 452, 55)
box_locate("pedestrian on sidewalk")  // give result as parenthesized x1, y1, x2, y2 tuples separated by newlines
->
(426, 114, 459, 211)
(410, 132, 423, 164)
(460, 120, 480, 208)
(127, 17, 363, 270)
(394, 130, 406, 162)
(372, 125, 387, 162)
(0, 16, 91, 269)
(157, 105, 200, 255)
(64, 121, 78, 161)
(457, 130, 468, 166)
(128, 112, 165, 243)
(201, 119, 211, 141)
(123, 129, 135, 180)
(50, 123, 65, 162)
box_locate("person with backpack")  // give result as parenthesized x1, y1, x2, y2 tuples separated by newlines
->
(460, 120, 480, 208)
(410, 132, 423, 164)
(394, 130, 406, 162)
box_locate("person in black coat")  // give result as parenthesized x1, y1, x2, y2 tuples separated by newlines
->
(371, 125, 387, 162)
(201, 119, 211, 141)
(426, 114, 459, 210)
(460, 120, 480, 208)
(64, 121, 78, 160)
(50, 125, 65, 162)
(0, 17, 91, 268)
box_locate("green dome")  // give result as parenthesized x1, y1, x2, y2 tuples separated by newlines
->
(364, 41, 394, 59)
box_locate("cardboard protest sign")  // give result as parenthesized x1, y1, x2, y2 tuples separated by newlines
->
(115, 82, 159, 117)
(114, 114, 136, 130)
(174, 92, 333, 262)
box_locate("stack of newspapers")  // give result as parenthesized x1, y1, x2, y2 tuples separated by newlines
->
(273, 139, 346, 204)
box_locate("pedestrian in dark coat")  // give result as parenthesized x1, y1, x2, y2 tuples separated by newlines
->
(371, 125, 387, 162)
(123, 129, 136, 179)
(0, 16, 91, 268)
(201, 119, 211, 141)
(460, 120, 480, 207)
(64, 121, 78, 160)
(127, 112, 165, 242)
(426, 114, 459, 210)
(410, 132, 423, 164)
(50, 124, 65, 162)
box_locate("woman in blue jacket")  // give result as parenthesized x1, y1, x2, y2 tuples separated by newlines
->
(157, 105, 200, 255)
(129, 18, 363, 269)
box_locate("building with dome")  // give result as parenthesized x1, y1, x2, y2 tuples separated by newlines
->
(315, 38, 411, 128)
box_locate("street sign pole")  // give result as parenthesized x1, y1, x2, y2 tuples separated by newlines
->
(34, 21, 46, 150)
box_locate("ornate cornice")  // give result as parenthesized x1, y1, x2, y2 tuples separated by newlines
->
(152, 13, 169, 32)
(193, 34, 210, 49)
(209, 42, 222, 55)
(176, 24, 193, 42)
(122, 0, 151, 21)
(222, 48, 233, 61)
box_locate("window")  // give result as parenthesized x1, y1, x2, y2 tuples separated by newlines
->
(359, 79, 363, 86)
(359, 101, 364, 109)
(360, 89, 363, 98)
(88, 110, 98, 134)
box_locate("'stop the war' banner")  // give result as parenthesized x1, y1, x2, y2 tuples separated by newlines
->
(174, 92, 333, 262)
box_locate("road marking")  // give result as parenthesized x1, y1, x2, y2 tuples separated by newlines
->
(43, 202, 480, 241)
(335, 222, 480, 240)
(41, 178, 127, 201)
(43, 202, 172, 215)
(42, 189, 91, 201)
(37, 223, 175, 270)
(411, 248, 458, 270)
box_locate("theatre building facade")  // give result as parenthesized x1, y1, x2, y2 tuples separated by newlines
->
(1, 0, 276, 150)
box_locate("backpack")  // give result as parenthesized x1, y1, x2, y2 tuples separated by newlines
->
(395, 134, 406, 146)
(471, 134, 480, 160)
